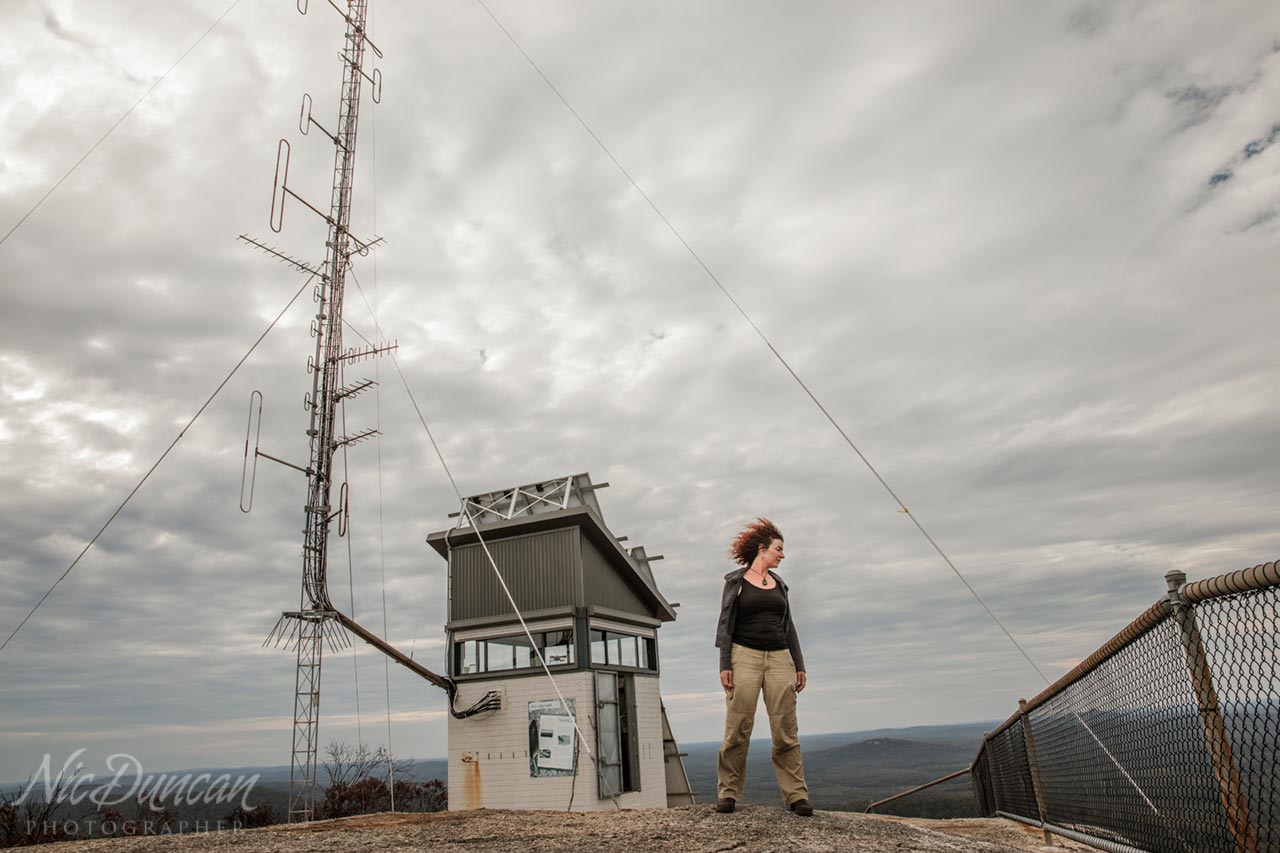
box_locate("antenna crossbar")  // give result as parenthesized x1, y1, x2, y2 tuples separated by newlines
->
(336, 341, 397, 363)
(334, 378, 377, 401)
(238, 234, 324, 277)
(331, 427, 379, 449)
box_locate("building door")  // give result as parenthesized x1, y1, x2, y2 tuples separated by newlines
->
(595, 671, 622, 797)
(595, 671, 640, 798)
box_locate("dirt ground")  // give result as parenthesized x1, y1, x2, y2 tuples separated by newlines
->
(17, 806, 1097, 853)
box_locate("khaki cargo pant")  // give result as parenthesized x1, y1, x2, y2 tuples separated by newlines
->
(716, 643, 808, 804)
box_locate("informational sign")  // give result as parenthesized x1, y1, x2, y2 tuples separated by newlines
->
(540, 715, 576, 770)
(528, 699, 577, 777)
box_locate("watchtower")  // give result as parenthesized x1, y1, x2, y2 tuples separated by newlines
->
(426, 473, 694, 810)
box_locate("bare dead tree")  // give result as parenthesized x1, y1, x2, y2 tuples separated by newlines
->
(0, 769, 83, 846)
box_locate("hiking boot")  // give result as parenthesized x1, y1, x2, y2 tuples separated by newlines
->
(714, 797, 736, 813)
(788, 798, 814, 816)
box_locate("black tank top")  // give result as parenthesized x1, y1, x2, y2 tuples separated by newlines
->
(731, 581, 789, 651)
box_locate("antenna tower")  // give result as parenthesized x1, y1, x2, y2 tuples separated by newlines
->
(240, 0, 497, 824)
(283, 0, 387, 822)
(260, 0, 390, 823)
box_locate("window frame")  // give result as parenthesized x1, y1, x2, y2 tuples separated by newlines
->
(452, 628, 577, 677)
(588, 628, 657, 673)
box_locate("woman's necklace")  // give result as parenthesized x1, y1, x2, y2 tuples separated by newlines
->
(749, 566, 772, 588)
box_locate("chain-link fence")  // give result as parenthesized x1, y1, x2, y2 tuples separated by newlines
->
(972, 560, 1279, 853)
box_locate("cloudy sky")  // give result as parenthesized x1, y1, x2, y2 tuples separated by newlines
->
(1, 0, 1278, 780)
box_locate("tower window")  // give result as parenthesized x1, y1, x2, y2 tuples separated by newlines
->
(589, 630, 656, 670)
(453, 629, 575, 675)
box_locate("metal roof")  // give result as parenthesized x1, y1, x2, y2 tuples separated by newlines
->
(427, 494, 677, 623)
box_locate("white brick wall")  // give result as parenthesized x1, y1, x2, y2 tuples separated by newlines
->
(448, 672, 668, 811)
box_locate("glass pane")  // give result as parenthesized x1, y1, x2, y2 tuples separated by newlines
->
(606, 634, 623, 666)
(458, 640, 479, 674)
(591, 630, 607, 665)
(595, 672, 622, 797)
(617, 633, 638, 668)
(543, 630, 574, 666)
(599, 706, 620, 761)
(637, 638, 649, 670)
(487, 639, 514, 671)
(486, 635, 537, 671)
(509, 633, 535, 669)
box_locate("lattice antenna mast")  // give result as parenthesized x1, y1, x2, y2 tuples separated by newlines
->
(240, 0, 497, 824)
(302, 2, 369, 614)
(259, 0, 391, 823)
(291, 0, 387, 824)
(294, 1, 361, 823)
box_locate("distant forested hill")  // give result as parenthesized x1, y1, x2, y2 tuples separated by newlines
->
(4, 724, 990, 828)
(679, 722, 993, 817)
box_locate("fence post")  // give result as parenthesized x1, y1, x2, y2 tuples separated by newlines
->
(1018, 698, 1053, 846)
(1165, 570, 1257, 853)
(982, 731, 999, 815)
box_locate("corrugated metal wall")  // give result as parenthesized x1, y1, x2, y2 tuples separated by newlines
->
(582, 535, 649, 616)
(450, 528, 579, 620)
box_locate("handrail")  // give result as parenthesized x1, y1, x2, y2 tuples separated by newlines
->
(979, 559, 1280, 740)
(1182, 559, 1279, 603)
(971, 556, 1279, 853)
(864, 767, 971, 813)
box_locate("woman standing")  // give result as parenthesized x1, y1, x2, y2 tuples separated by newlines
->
(713, 517, 812, 816)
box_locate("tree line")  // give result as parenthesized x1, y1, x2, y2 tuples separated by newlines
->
(0, 740, 446, 847)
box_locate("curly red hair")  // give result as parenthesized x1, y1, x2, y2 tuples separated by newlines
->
(728, 517, 784, 567)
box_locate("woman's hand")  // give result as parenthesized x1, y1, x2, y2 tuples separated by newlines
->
(796, 671, 807, 693)
(720, 669, 734, 690)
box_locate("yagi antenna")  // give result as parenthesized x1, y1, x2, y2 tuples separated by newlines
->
(237, 234, 324, 278)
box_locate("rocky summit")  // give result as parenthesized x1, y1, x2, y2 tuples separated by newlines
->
(25, 805, 1092, 853)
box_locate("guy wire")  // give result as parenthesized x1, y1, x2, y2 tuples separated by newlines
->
(468, 3, 1180, 820)
(368, 46, 399, 804)
(341, 385, 364, 746)
(0, 0, 246, 251)
(470, 0, 1051, 687)
(0, 272, 315, 653)
(390, 351, 623, 809)
(347, 267, 621, 806)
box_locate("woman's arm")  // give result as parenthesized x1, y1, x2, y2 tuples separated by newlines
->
(786, 611, 806, 692)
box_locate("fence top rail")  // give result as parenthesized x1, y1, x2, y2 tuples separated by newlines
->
(975, 558, 1279, 758)
(1022, 596, 1170, 716)
(975, 595, 1171, 756)
(972, 557, 1278, 792)
(984, 707, 1023, 743)
(1182, 558, 1279, 603)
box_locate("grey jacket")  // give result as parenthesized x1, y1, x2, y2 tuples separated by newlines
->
(714, 566, 805, 673)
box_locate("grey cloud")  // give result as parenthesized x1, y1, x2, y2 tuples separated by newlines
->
(40, 5, 94, 49)
(1242, 121, 1280, 158)
(1166, 84, 1235, 129)
(1242, 209, 1276, 230)
(1203, 120, 1280, 189)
